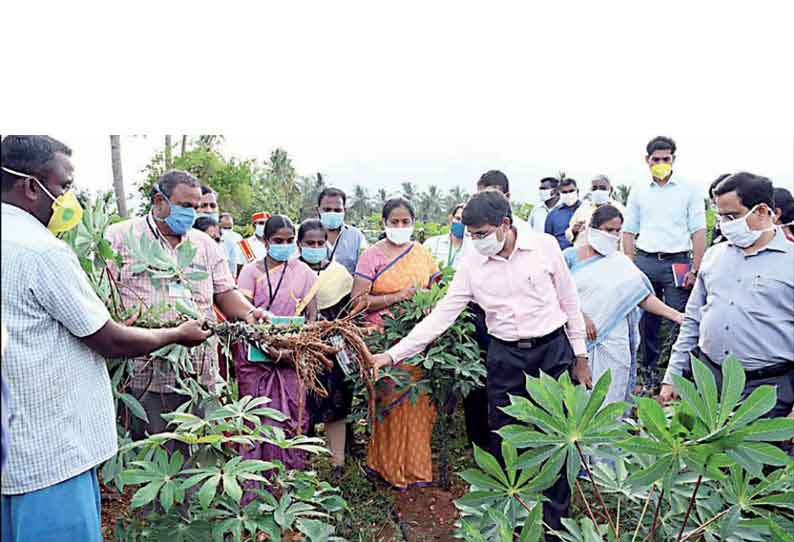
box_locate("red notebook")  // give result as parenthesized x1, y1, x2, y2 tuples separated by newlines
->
(672, 263, 691, 288)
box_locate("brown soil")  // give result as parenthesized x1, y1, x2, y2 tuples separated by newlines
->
(101, 482, 132, 540)
(391, 477, 467, 542)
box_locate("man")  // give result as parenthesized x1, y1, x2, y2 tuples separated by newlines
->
(1, 135, 211, 541)
(423, 203, 465, 269)
(105, 170, 268, 441)
(623, 136, 706, 393)
(475, 170, 531, 232)
(660, 172, 793, 419)
(239, 211, 270, 262)
(545, 178, 581, 249)
(219, 212, 245, 276)
(372, 190, 590, 531)
(528, 177, 560, 233)
(317, 187, 368, 274)
(197, 185, 219, 221)
(566, 175, 626, 247)
(773, 187, 794, 243)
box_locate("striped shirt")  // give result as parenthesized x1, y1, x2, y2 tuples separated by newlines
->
(1, 203, 116, 494)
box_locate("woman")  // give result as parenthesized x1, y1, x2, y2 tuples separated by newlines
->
(294, 219, 355, 470)
(351, 198, 439, 489)
(423, 203, 466, 270)
(193, 215, 222, 243)
(563, 205, 683, 405)
(235, 215, 318, 475)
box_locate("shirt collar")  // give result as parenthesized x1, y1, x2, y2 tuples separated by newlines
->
(1, 202, 51, 234)
(730, 229, 791, 256)
(650, 177, 678, 188)
(478, 223, 538, 262)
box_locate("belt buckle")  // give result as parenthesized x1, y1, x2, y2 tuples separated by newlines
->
(657, 252, 665, 261)
(517, 339, 534, 349)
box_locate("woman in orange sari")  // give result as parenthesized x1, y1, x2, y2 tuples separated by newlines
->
(351, 198, 440, 489)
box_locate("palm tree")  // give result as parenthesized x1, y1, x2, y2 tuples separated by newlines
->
(350, 185, 371, 224)
(376, 188, 389, 209)
(164, 135, 173, 168)
(180, 135, 188, 156)
(445, 186, 469, 210)
(401, 181, 417, 201)
(615, 184, 631, 205)
(109, 135, 128, 218)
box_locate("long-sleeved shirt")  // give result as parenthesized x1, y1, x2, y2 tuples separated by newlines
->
(664, 230, 794, 385)
(387, 227, 587, 362)
(545, 202, 580, 249)
(623, 178, 706, 253)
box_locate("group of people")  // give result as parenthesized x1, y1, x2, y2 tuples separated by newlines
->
(1, 134, 792, 540)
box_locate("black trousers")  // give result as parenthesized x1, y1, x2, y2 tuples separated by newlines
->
(487, 330, 575, 534)
(463, 303, 492, 450)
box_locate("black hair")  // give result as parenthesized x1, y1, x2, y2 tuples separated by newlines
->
(263, 214, 295, 239)
(462, 190, 512, 227)
(646, 136, 677, 156)
(477, 170, 510, 194)
(709, 174, 732, 199)
(318, 187, 347, 206)
(381, 197, 415, 221)
(219, 212, 233, 221)
(194, 215, 219, 232)
(1, 135, 72, 192)
(200, 184, 214, 196)
(539, 177, 559, 188)
(298, 218, 327, 242)
(150, 169, 201, 200)
(773, 187, 794, 223)
(449, 203, 465, 217)
(590, 204, 624, 229)
(713, 172, 774, 209)
(559, 178, 578, 189)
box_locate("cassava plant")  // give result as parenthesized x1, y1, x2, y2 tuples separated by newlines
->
(454, 357, 794, 541)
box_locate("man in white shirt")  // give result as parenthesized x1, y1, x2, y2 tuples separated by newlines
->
(219, 212, 244, 277)
(566, 174, 626, 247)
(529, 177, 561, 233)
(239, 211, 270, 262)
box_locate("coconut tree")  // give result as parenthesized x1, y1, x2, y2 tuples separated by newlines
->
(109, 135, 128, 218)
(164, 135, 173, 168)
(615, 184, 631, 205)
(401, 181, 417, 201)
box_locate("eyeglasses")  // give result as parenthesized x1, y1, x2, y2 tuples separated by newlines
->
(649, 156, 673, 164)
(469, 227, 498, 240)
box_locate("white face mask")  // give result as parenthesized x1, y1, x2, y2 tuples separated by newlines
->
(588, 228, 620, 256)
(560, 191, 579, 207)
(590, 189, 611, 205)
(385, 226, 414, 245)
(255, 224, 265, 237)
(472, 227, 506, 257)
(719, 204, 774, 248)
(539, 189, 555, 203)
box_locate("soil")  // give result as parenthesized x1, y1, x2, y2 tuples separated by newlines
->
(101, 482, 132, 540)
(391, 478, 467, 542)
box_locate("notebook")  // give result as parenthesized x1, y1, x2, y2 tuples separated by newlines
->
(672, 263, 691, 288)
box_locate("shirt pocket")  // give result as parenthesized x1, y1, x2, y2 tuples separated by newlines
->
(525, 264, 555, 298)
(748, 273, 790, 311)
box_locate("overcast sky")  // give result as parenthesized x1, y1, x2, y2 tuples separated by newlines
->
(62, 134, 793, 213)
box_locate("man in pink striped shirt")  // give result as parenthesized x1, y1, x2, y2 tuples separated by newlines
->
(372, 189, 591, 532)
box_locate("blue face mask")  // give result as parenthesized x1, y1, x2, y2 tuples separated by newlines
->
(320, 212, 345, 230)
(450, 221, 465, 239)
(154, 187, 196, 235)
(301, 246, 327, 264)
(198, 212, 220, 222)
(268, 242, 296, 262)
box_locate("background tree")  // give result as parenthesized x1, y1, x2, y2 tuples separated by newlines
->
(444, 186, 469, 211)
(401, 181, 417, 201)
(348, 185, 372, 224)
(417, 184, 444, 222)
(164, 135, 173, 168)
(110, 135, 128, 218)
(615, 184, 631, 205)
(298, 172, 326, 220)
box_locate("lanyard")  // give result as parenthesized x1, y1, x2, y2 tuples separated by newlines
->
(146, 214, 171, 249)
(327, 226, 345, 262)
(263, 260, 287, 311)
(446, 238, 462, 268)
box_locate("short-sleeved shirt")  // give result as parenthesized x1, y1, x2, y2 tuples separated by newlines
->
(327, 225, 367, 275)
(623, 178, 706, 253)
(106, 215, 236, 393)
(1, 203, 116, 494)
(220, 228, 244, 274)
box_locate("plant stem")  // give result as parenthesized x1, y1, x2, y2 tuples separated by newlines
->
(513, 493, 534, 515)
(616, 496, 621, 537)
(677, 475, 703, 541)
(680, 509, 730, 542)
(643, 487, 665, 542)
(574, 441, 617, 535)
(575, 479, 600, 527)
(631, 485, 655, 542)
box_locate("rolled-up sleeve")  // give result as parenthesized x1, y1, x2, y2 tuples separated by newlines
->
(664, 271, 707, 385)
(687, 186, 707, 234)
(547, 240, 587, 356)
(623, 188, 641, 235)
(387, 266, 473, 362)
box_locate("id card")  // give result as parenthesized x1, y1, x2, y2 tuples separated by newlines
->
(248, 343, 270, 363)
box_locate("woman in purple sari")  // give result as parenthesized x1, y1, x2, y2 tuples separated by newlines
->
(235, 215, 318, 476)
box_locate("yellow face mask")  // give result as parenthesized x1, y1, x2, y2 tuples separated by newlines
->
(650, 162, 672, 180)
(1, 166, 83, 233)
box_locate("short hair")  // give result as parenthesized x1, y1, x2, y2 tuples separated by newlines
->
(539, 177, 559, 188)
(477, 170, 510, 194)
(150, 170, 201, 200)
(298, 218, 327, 243)
(591, 174, 611, 186)
(559, 178, 578, 189)
(646, 136, 676, 156)
(317, 187, 347, 206)
(462, 190, 511, 227)
(773, 187, 794, 223)
(194, 215, 219, 233)
(1, 135, 72, 192)
(709, 174, 732, 199)
(219, 212, 233, 221)
(713, 172, 774, 209)
(590, 204, 624, 229)
(263, 214, 295, 239)
(448, 203, 465, 217)
(200, 184, 214, 196)
(382, 197, 415, 221)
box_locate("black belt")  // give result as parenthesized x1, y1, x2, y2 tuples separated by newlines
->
(491, 327, 563, 350)
(637, 249, 690, 261)
(696, 348, 793, 381)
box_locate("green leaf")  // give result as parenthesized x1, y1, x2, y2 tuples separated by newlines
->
(730, 385, 777, 430)
(130, 480, 164, 509)
(742, 418, 794, 442)
(636, 397, 673, 445)
(176, 241, 197, 269)
(497, 426, 563, 448)
(565, 444, 581, 490)
(185, 271, 209, 281)
(474, 444, 512, 487)
(117, 392, 149, 423)
(618, 436, 671, 456)
(198, 474, 221, 509)
(691, 357, 718, 430)
(454, 490, 504, 508)
(739, 442, 792, 467)
(223, 474, 243, 503)
(577, 369, 612, 431)
(459, 469, 507, 492)
(501, 441, 518, 485)
(518, 500, 543, 542)
(296, 518, 335, 541)
(626, 455, 674, 487)
(527, 447, 567, 493)
(160, 481, 175, 512)
(718, 356, 746, 426)
(671, 374, 711, 430)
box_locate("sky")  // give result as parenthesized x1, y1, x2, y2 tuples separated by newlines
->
(63, 134, 793, 213)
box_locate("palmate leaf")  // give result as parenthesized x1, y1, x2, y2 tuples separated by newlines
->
(729, 384, 777, 430)
(691, 356, 719, 430)
(718, 356, 746, 426)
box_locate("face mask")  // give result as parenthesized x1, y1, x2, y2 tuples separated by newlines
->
(154, 187, 196, 235)
(590, 189, 611, 205)
(268, 242, 296, 262)
(472, 227, 506, 257)
(588, 228, 620, 256)
(560, 192, 579, 207)
(255, 224, 265, 237)
(198, 212, 220, 222)
(320, 211, 345, 230)
(1, 167, 84, 234)
(301, 246, 327, 264)
(450, 222, 465, 239)
(720, 205, 774, 248)
(650, 163, 672, 180)
(221, 227, 232, 233)
(385, 226, 414, 245)
(539, 189, 555, 202)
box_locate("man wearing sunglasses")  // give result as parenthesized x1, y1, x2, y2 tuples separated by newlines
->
(623, 136, 706, 395)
